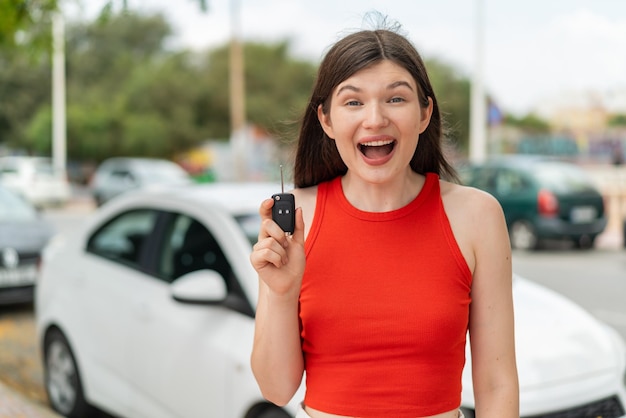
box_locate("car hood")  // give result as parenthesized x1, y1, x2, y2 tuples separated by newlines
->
(0, 220, 55, 252)
(463, 275, 623, 392)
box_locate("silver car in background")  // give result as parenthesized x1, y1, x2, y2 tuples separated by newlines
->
(90, 157, 193, 206)
(0, 185, 55, 304)
(0, 156, 71, 208)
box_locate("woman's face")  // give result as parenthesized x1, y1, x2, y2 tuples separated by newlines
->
(318, 60, 432, 184)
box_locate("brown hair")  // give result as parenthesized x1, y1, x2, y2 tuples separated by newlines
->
(293, 22, 459, 188)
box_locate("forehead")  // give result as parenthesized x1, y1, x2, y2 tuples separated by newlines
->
(335, 60, 416, 90)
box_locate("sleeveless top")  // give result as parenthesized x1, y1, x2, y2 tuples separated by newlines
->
(299, 173, 472, 417)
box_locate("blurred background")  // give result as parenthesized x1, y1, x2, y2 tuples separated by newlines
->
(1, 1, 626, 416)
(2, 0, 625, 182)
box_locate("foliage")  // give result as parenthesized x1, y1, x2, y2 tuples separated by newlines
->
(608, 114, 626, 127)
(1, 6, 474, 164)
(0, 48, 51, 146)
(0, 0, 58, 51)
(503, 113, 550, 134)
(425, 58, 471, 152)
(204, 41, 316, 141)
(1, 10, 318, 162)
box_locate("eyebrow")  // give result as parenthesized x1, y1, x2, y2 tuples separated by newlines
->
(336, 80, 415, 96)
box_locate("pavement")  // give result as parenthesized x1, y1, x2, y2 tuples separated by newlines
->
(0, 383, 59, 418)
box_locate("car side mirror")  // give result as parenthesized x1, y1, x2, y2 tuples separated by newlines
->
(171, 270, 227, 304)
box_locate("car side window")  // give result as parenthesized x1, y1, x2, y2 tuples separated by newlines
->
(86, 209, 158, 268)
(472, 167, 497, 191)
(0, 163, 18, 175)
(109, 169, 136, 185)
(158, 215, 232, 284)
(495, 169, 527, 195)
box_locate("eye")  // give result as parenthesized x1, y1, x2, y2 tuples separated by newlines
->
(389, 97, 405, 103)
(346, 100, 362, 107)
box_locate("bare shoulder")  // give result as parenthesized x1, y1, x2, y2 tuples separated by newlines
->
(439, 180, 509, 273)
(440, 180, 504, 218)
(292, 186, 317, 211)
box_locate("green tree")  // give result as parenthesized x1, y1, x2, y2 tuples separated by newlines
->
(0, 49, 51, 147)
(425, 58, 471, 153)
(63, 12, 207, 159)
(202, 41, 316, 140)
(503, 113, 550, 134)
(18, 10, 317, 162)
(3, 4, 466, 163)
(0, 0, 210, 47)
(608, 114, 626, 127)
(0, 0, 58, 50)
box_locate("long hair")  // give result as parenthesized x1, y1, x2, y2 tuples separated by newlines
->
(293, 22, 459, 188)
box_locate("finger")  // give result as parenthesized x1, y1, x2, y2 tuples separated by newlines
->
(252, 236, 288, 267)
(291, 207, 305, 245)
(251, 247, 285, 269)
(257, 198, 290, 245)
(258, 198, 274, 220)
(259, 217, 289, 245)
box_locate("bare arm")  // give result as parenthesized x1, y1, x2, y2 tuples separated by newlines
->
(467, 191, 519, 417)
(250, 198, 306, 405)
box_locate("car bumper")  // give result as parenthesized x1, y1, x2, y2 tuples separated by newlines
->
(0, 285, 34, 305)
(534, 216, 608, 239)
(518, 372, 626, 418)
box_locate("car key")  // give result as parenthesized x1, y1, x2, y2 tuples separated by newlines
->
(272, 165, 295, 235)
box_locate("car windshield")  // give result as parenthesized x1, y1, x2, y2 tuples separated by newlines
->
(0, 187, 37, 221)
(533, 162, 597, 193)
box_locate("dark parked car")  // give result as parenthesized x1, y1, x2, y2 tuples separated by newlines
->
(460, 156, 607, 250)
(0, 185, 55, 304)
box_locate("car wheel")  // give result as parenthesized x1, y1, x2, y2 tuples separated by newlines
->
(509, 220, 539, 250)
(574, 234, 595, 250)
(44, 328, 94, 418)
(253, 406, 291, 418)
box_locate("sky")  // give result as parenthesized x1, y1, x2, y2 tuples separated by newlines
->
(74, 0, 626, 117)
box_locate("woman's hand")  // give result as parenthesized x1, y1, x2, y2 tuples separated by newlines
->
(250, 198, 306, 296)
(250, 198, 307, 404)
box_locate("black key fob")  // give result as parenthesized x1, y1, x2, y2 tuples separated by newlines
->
(272, 193, 295, 235)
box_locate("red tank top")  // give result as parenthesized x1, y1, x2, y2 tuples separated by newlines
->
(299, 173, 472, 417)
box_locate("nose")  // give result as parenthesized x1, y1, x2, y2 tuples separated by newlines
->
(362, 103, 388, 129)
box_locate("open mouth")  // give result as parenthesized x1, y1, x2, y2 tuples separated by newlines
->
(358, 139, 396, 160)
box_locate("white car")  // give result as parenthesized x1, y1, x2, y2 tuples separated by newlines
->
(0, 156, 71, 208)
(35, 183, 626, 418)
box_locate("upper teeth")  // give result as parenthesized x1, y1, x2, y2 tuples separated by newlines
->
(361, 139, 394, 147)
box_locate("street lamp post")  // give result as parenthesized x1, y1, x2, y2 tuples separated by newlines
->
(469, 0, 487, 164)
(52, 12, 67, 178)
(229, 0, 247, 181)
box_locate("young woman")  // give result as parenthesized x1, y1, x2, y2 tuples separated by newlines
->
(250, 19, 519, 418)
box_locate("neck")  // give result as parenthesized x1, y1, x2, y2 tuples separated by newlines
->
(341, 170, 425, 212)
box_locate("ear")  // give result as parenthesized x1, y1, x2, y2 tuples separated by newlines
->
(418, 97, 434, 134)
(317, 104, 335, 139)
